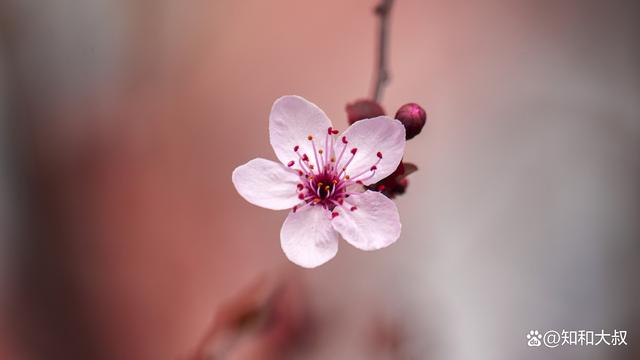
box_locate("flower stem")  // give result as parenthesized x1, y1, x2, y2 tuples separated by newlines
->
(371, 0, 394, 102)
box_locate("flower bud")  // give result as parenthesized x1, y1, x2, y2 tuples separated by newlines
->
(346, 99, 386, 125)
(394, 103, 426, 139)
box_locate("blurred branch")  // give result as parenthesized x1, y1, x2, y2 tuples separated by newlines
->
(371, 0, 394, 102)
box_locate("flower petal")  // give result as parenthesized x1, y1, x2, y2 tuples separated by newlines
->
(280, 206, 339, 268)
(331, 190, 401, 251)
(269, 95, 333, 167)
(339, 116, 406, 185)
(232, 158, 300, 210)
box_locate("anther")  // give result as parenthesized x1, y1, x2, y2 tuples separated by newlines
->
(350, 206, 357, 211)
(297, 184, 304, 190)
(330, 156, 336, 162)
(298, 193, 305, 200)
(350, 148, 358, 155)
(342, 136, 348, 144)
(370, 165, 377, 171)
(332, 179, 338, 184)
(287, 161, 295, 167)
(302, 154, 309, 161)
(307, 135, 313, 140)
(345, 175, 350, 180)
(294, 145, 300, 152)
(327, 127, 333, 135)
(297, 170, 303, 176)
(313, 198, 321, 204)
(324, 185, 330, 191)
(293, 205, 298, 213)
(331, 129, 339, 134)
(331, 211, 339, 219)
(309, 164, 314, 170)
(318, 149, 323, 155)
(377, 151, 383, 158)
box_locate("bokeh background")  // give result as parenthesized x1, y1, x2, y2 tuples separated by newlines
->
(1, 0, 639, 359)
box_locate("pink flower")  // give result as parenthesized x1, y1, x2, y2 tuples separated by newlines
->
(232, 96, 405, 268)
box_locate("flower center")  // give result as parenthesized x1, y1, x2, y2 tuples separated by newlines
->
(287, 127, 383, 217)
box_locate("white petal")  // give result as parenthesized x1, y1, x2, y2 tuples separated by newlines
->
(339, 116, 406, 185)
(269, 95, 333, 167)
(331, 191, 401, 251)
(280, 206, 339, 268)
(232, 158, 300, 210)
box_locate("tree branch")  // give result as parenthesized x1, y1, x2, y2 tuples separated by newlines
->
(371, 0, 394, 102)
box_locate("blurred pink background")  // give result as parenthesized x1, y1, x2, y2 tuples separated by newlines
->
(1, 0, 639, 359)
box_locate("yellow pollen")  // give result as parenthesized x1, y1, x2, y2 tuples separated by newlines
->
(324, 185, 330, 191)
(332, 179, 338, 184)
(318, 182, 323, 187)
(313, 198, 321, 203)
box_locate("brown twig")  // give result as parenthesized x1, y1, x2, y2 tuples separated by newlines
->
(371, 0, 394, 102)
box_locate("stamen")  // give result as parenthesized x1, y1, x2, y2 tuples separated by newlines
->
(295, 151, 312, 173)
(309, 136, 322, 171)
(324, 130, 330, 167)
(294, 145, 300, 152)
(346, 151, 384, 182)
(350, 206, 357, 211)
(293, 201, 312, 213)
(338, 150, 358, 177)
(342, 136, 348, 144)
(297, 184, 304, 191)
(331, 211, 339, 219)
(287, 161, 295, 167)
(335, 140, 349, 169)
(351, 169, 376, 183)
(318, 149, 323, 155)
(298, 159, 310, 173)
(302, 154, 309, 162)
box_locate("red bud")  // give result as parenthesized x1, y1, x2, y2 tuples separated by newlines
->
(395, 103, 427, 139)
(346, 99, 386, 125)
